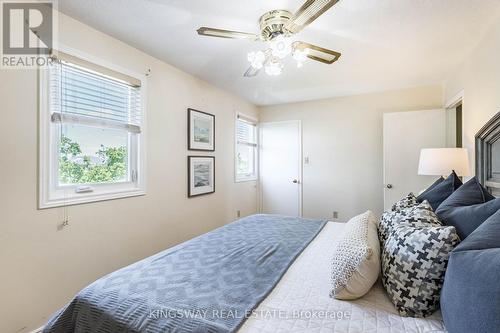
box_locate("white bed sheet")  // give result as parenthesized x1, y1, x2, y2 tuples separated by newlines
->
(239, 222, 446, 333)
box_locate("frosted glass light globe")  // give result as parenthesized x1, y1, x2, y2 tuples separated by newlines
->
(270, 35, 292, 59)
(264, 60, 283, 76)
(247, 51, 266, 69)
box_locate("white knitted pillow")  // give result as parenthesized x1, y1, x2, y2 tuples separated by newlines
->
(330, 211, 380, 300)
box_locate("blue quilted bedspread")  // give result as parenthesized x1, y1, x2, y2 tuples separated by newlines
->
(43, 214, 327, 333)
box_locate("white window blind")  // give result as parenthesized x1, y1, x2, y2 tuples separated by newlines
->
(49, 59, 142, 133)
(236, 117, 257, 147)
(235, 115, 258, 181)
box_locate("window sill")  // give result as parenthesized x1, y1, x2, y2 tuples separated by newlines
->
(235, 177, 258, 183)
(39, 188, 146, 209)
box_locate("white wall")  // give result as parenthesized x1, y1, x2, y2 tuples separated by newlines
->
(0, 13, 258, 333)
(444, 19, 500, 172)
(259, 86, 443, 220)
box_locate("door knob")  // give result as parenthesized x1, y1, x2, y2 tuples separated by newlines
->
(292, 179, 299, 184)
(386, 184, 393, 189)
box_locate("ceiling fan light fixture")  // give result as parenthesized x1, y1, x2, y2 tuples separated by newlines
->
(264, 60, 283, 76)
(247, 50, 266, 69)
(270, 35, 292, 59)
(196, 0, 342, 77)
(293, 47, 309, 68)
(293, 47, 309, 63)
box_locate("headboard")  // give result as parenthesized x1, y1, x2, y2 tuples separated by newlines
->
(476, 111, 500, 197)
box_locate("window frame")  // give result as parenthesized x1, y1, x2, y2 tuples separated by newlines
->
(234, 113, 259, 183)
(39, 47, 147, 209)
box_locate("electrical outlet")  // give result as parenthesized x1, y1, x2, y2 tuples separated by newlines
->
(237, 210, 241, 218)
(304, 156, 310, 164)
(333, 211, 339, 220)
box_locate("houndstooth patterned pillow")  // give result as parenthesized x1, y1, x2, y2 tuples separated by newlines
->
(391, 192, 418, 212)
(382, 224, 460, 317)
(378, 200, 442, 246)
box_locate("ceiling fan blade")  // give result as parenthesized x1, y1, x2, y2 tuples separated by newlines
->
(286, 0, 340, 34)
(295, 41, 341, 64)
(197, 27, 259, 40)
(243, 66, 261, 78)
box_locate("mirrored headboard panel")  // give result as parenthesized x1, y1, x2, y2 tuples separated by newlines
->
(476, 111, 500, 197)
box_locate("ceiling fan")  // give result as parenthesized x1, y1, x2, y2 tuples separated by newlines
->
(197, 0, 342, 77)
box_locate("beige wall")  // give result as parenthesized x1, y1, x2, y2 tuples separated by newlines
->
(259, 86, 443, 220)
(444, 20, 500, 173)
(0, 14, 258, 333)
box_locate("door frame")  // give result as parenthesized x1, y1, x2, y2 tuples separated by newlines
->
(445, 89, 464, 109)
(258, 120, 303, 217)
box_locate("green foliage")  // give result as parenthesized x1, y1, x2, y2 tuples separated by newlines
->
(59, 135, 127, 184)
(237, 152, 249, 174)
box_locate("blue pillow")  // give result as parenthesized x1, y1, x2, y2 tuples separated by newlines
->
(441, 249, 500, 333)
(418, 177, 444, 198)
(441, 210, 500, 333)
(417, 171, 462, 210)
(436, 176, 494, 207)
(453, 209, 500, 251)
(436, 177, 497, 239)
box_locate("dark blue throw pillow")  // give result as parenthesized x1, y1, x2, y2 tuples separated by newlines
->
(417, 171, 462, 210)
(436, 176, 494, 207)
(436, 177, 497, 239)
(453, 209, 500, 251)
(418, 177, 444, 198)
(441, 210, 500, 333)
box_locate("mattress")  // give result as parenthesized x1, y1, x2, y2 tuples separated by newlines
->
(239, 222, 446, 333)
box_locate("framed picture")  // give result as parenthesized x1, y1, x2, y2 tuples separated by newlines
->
(188, 108, 215, 151)
(188, 156, 215, 197)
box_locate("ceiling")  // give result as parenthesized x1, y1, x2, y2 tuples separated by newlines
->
(59, 0, 500, 106)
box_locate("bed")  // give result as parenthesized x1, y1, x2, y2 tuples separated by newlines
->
(43, 215, 445, 333)
(240, 222, 444, 333)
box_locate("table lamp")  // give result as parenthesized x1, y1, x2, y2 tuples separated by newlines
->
(418, 148, 471, 177)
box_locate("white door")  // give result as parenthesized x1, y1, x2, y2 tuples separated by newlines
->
(260, 121, 302, 216)
(383, 110, 446, 210)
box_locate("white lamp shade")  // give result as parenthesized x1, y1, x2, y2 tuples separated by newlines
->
(418, 148, 471, 177)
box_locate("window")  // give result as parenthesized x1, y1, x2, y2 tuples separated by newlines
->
(235, 114, 258, 182)
(39, 51, 146, 208)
